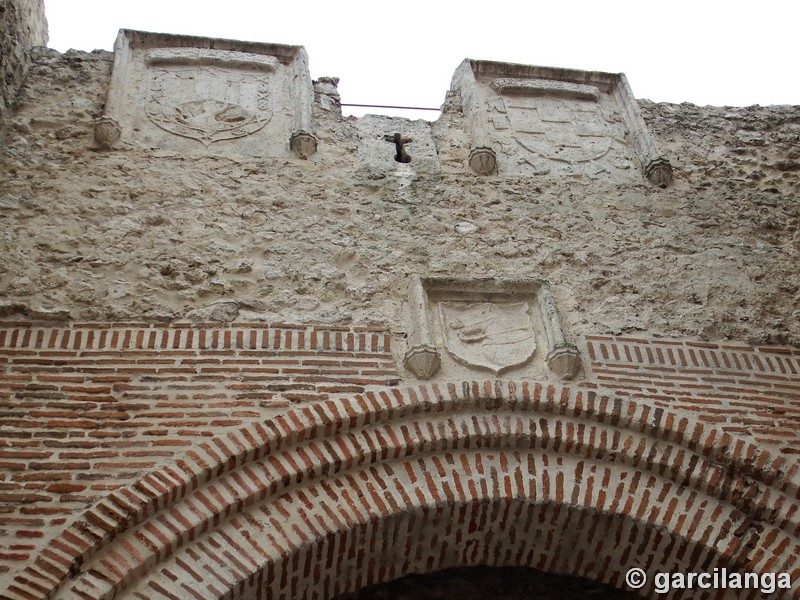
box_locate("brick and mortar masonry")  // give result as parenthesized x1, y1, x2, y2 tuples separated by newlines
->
(1, 324, 799, 598)
(0, 322, 396, 575)
(0, 22, 799, 600)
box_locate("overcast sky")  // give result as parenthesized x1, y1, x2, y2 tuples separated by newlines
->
(45, 0, 798, 120)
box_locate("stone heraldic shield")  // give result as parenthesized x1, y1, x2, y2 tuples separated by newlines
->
(145, 49, 274, 146)
(493, 79, 617, 165)
(439, 302, 536, 375)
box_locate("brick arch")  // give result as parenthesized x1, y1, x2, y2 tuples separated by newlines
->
(7, 381, 800, 600)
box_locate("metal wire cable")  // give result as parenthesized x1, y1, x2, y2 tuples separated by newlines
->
(341, 103, 441, 111)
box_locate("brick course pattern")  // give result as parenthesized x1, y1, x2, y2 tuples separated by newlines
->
(1, 325, 799, 599)
(4, 379, 800, 599)
(584, 336, 800, 454)
(0, 323, 397, 580)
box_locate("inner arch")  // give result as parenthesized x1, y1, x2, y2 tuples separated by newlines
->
(10, 381, 799, 600)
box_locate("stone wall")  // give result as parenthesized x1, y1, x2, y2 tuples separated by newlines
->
(0, 48, 798, 347)
(1, 30, 799, 600)
(0, 0, 47, 122)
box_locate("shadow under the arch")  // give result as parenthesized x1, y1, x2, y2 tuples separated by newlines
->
(332, 565, 644, 599)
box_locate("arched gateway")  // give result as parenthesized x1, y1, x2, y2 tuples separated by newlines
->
(7, 381, 799, 600)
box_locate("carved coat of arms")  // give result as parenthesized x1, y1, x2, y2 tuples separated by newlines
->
(146, 61, 273, 146)
(505, 96, 617, 164)
(438, 302, 536, 375)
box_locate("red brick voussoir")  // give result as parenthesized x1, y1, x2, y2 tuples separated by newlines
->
(6, 380, 800, 600)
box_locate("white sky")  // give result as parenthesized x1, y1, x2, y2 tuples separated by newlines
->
(45, 0, 799, 120)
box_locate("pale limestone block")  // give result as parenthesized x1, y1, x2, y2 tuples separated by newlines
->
(403, 276, 583, 381)
(93, 30, 315, 157)
(450, 59, 672, 185)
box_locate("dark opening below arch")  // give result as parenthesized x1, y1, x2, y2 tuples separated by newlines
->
(332, 565, 644, 600)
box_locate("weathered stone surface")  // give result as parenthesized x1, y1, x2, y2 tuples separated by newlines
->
(1, 25, 800, 600)
(92, 115, 121, 149)
(1, 0, 47, 122)
(450, 60, 672, 184)
(290, 130, 317, 159)
(402, 343, 441, 379)
(404, 277, 582, 380)
(440, 301, 535, 373)
(1, 47, 799, 348)
(93, 31, 314, 157)
(546, 343, 582, 380)
(468, 146, 497, 175)
(357, 114, 440, 174)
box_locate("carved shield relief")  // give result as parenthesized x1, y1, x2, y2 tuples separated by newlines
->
(506, 96, 616, 164)
(478, 77, 635, 176)
(93, 32, 314, 155)
(146, 63, 273, 146)
(438, 302, 536, 375)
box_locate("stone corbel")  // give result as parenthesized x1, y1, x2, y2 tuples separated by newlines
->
(290, 131, 318, 159)
(614, 73, 674, 187)
(291, 47, 317, 159)
(644, 157, 673, 188)
(403, 343, 441, 380)
(546, 344, 582, 381)
(403, 277, 441, 379)
(93, 116, 122, 150)
(90, 32, 132, 151)
(468, 147, 497, 175)
(538, 286, 582, 380)
(451, 61, 498, 176)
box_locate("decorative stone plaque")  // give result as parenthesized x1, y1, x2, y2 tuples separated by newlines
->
(450, 60, 672, 186)
(439, 301, 535, 374)
(403, 276, 582, 381)
(93, 30, 316, 157)
(144, 48, 275, 146)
